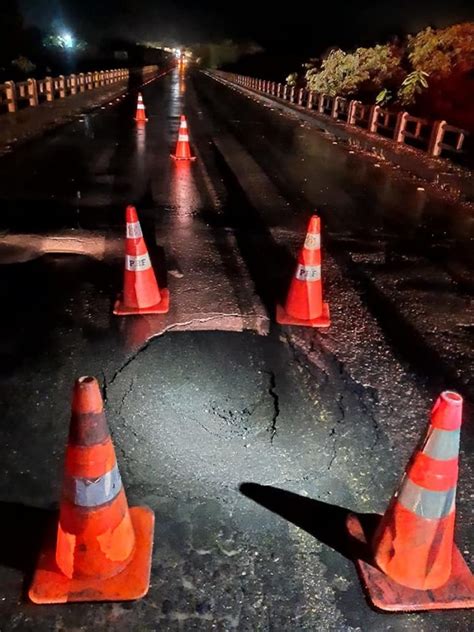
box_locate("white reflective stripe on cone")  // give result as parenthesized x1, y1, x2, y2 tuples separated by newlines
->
(397, 477, 456, 519)
(178, 134, 189, 142)
(126, 221, 143, 239)
(137, 104, 145, 109)
(295, 264, 321, 281)
(422, 427, 461, 461)
(304, 233, 321, 250)
(63, 462, 122, 507)
(125, 253, 151, 271)
(180, 120, 188, 128)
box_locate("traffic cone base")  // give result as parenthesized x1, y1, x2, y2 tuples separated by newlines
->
(276, 301, 330, 328)
(29, 506, 155, 604)
(347, 513, 474, 612)
(170, 152, 196, 161)
(114, 288, 170, 316)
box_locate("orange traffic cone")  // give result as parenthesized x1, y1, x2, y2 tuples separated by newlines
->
(135, 92, 148, 123)
(29, 376, 155, 603)
(276, 215, 330, 327)
(114, 205, 170, 316)
(349, 391, 474, 611)
(171, 115, 195, 161)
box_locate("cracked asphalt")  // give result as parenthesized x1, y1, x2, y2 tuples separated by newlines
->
(0, 67, 472, 631)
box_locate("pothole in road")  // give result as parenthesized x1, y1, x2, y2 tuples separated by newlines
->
(107, 330, 380, 502)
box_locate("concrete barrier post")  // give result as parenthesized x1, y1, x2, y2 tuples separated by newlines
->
(69, 73, 78, 95)
(58, 75, 66, 98)
(70, 74, 77, 95)
(307, 92, 314, 109)
(283, 85, 289, 99)
(99, 71, 105, 86)
(45, 76, 54, 102)
(368, 105, 380, 133)
(394, 111, 409, 143)
(428, 120, 447, 157)
(317, 94, 325, 113)
(298, 88, 305, 105)
(331, 96, 340, 118)
(27, 78, 39, 106)
(5, 81, 17, 112)
(78, 73, 85, 92)
(290, 86, 295, 102)
(347, 99, 359, 125)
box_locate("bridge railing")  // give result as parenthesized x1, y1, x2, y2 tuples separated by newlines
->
(212, 70, 468, 160)
(0, 67, 132, 114)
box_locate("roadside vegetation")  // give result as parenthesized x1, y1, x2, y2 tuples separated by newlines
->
(287, 23, 474, 132)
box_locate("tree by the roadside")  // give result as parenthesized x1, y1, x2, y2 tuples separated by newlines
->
(406, 23, 474, 129)
(305, 45, 402, 98)
(408, 23, 474, 77)
(397, 70, 429, 105)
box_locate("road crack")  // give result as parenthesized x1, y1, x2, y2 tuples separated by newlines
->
(101, 369, 109, 403)
(118, 377, 135, 417)
(327, 434, 338, 471)
(110, 313, 245, 386)
(265, 370, 280, 444)
(110, 339, 154, 385)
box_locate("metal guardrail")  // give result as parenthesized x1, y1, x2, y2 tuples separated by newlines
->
(0, 66, 159, 115)
(213, 71, 468, 159)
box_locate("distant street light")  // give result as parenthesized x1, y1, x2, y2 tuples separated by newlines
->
(62, 32, 74, 49)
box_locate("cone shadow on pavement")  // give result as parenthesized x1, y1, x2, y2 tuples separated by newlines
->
(239, 483, 377, 562)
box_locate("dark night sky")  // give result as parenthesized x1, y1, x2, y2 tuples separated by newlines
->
(19, 0, 474, 54)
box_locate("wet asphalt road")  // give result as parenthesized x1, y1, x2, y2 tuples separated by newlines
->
(0, 68, 472, 631)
